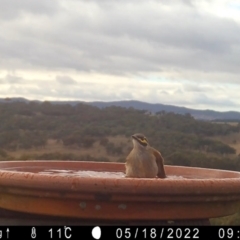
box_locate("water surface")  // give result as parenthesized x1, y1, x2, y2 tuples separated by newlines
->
(37, 169, 186, 179)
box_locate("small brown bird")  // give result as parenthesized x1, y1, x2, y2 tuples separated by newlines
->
(125, 133, 166, 178)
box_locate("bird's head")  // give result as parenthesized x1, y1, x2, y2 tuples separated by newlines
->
(131, 133, 149, 149)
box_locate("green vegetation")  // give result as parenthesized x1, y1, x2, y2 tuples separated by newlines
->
(1, 101, 239, 169)
(0, 101, 240, 224)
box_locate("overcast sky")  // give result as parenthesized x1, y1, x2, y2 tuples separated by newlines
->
(0, 0, 240, 111)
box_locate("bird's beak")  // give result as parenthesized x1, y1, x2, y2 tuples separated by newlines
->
(140, 139, 148, 144)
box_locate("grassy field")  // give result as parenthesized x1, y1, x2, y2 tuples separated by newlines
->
(208, 121, 240, 154)
(7, 135, 132, 162)
(6, 127, 240, 160)
(209, 129, 240, 155)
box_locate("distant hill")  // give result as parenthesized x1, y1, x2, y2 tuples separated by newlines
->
(0, 97, 240, 121)
(86, 100, 240, 121)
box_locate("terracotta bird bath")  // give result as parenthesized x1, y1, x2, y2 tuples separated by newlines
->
(0, 160, 240, 225)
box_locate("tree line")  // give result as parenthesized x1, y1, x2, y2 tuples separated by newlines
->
(0, 101, 240, 170)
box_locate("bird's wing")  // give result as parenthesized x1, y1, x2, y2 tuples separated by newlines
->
(151, 147, 166, 178)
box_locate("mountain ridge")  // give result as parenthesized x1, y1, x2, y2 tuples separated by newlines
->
(0, 97, 240, 121)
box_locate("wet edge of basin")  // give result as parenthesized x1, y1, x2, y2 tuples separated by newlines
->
(0, 161, 240, 198)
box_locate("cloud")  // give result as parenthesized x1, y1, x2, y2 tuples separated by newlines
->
(0, 74, 23, 84)
(193, 93, 240, 109)
(184, 84, 213, 92)
(0, 72, 238, 111)
(0, 0, 240, 111)
(0, 0, 59, 20)
(0, 0, 240, 76)
(56, 76, 77, 85)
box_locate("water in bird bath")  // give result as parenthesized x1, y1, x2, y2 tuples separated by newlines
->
(3, 167, 187, 179)
(38, 169, 126, 178)
(37, 169, 186, 179)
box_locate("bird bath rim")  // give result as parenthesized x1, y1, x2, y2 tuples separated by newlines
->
(0, 160, 240, 221)
(0, 160, 240, 195)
